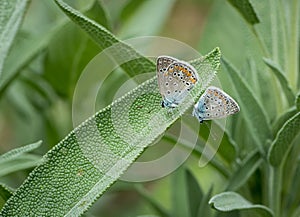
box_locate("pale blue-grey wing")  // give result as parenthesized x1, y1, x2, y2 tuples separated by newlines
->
(193, 86, 240, 121)
(162, 60, 199, 107)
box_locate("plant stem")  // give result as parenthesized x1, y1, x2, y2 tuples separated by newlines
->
(269, 165, 283, 217)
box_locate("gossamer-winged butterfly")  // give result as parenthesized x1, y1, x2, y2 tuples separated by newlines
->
(156, 56, 199, 108)
(193, 86, 240, 123)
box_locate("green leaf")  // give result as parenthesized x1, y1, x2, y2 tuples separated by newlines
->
(0, 183, 13, 209)
(272, 107, 298, 135)
(226, 0, 260, 25)
(54, 0, 155, 77)
(0, 154, 42, 177)
(0, 0, 29, 77)
(222, 58, 271, 152)
(172, 167, 190, 217)
(0, 141, 42, 177)
(185, 170, 203, 217)
(263, 58, 295, 105)
(0, 23, 63, 98)
(268, 112, 300, 167)
(118, 0, 176, 38)
(0, 140, 41, 163)
(226, 151, 262, 191)
(197, 186, 213, 217)
(0, 48, 221, 216)
(209, 192, 274, 217)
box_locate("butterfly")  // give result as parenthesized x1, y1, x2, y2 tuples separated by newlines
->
(156, 56, 199, 108)
(193, 86, 240, 123)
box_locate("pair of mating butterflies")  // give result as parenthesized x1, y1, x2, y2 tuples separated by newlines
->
(156, 56, 240, 123)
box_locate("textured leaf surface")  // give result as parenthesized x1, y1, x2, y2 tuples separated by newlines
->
(0, 48, 221, 216)
(222, 58, 271, 151)
(296, 93, 300, 111)
(268, 112, 300, 167)
(209, 192, 273, 217)
(0, 141, 41, 163)
(226, 0, 260, 25)
(54, 0, 154, 77)
(0, 0, 29, 77)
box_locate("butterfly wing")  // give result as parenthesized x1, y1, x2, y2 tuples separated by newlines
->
(161, 61, 199, 107)
(156, 56, 178, 95)
(193, 86, 240, 122)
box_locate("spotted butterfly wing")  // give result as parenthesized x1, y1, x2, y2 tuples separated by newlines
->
(156, 56, 199, 108)
(193, 86, 240, 123)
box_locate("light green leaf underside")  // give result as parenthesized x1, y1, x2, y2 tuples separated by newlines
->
(0, 140, 41, 163)
(54, 0, 154, 78)
(0, 0, 29, 77)
(209, 192, 274, 217)
(263, 58, 295, 105)
(226, 0, 260, 25)
(0, 48, 221, 217)
(268, 112, 300, 167)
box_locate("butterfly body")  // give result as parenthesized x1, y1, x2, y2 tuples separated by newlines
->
(156, 56, 199, 108)
(193, 86, 240, 123)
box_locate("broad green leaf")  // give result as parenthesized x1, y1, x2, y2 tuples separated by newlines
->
(118, 0, 176, 38)
(0, 0, 29, 77)
(135, 185, 171, 217)
(0, 48, 221, 216)
(263, 58, 294, 105)
(185, 169, 203, 217)
(209, 192, 274, 217)
(171, 167, 190, 217)
(222, 58, 271, 152)
(226, 0, 260, 25)
(0, 140, 41, 163)
(54, 0, 155, 77)
(268, 112, 300, 167)
(226, 151, 262, 191)
(0, 183, 13, 209)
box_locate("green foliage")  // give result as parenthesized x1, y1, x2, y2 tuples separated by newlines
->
(0, 0, 299, 216)
(209, 191, 273, 217)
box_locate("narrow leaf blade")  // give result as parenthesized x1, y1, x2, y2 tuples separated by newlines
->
(263, 58, 295, 105)
(0, 140, 41, 163)
(222, 58, 271, 152)
(226, 0, 260, 25)
(0, 0, 29, 77)
(226, 151, 262, 191)
(54, 0, 155, 77)
(209, 192, 273, 217)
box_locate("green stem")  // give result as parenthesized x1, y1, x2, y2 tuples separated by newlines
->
(269, 165, 283, 217)
(288, 0, 299, 90)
